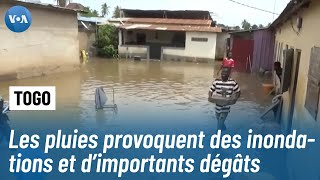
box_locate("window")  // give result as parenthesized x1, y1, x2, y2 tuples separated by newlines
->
(305, 47, 320, 120)
(136, 33, 146, 45)
(155, 32, 159, 39)
(191, 37, 208, 42)
(172, 32, 186, 47)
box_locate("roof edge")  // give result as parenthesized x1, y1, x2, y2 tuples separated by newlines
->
(1, 0, 78, 14)
(270, 0, 311, 29)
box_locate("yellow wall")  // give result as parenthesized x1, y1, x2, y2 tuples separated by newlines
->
(275, 0, 320, 130)
(275, 1, 320, 179)
(0, 3, 80, 80)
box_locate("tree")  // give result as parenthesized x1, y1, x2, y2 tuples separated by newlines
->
(55, 0, 70, 7)
(113, 6, 121, 18)
(267, 23, 272, 27)
(241, 19, 251, 30)
(251, 24, 258, 30)
(101, 3, 110, 17)
(95, 25, 119, 58)
(92, 10, 99, 17)
(259, 24, 264, 29)
(235, 26, 240, 30)
(81, 7, 99, 17)
(217, 23, 227, 28)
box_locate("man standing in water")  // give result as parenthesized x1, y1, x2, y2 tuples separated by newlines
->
(209, 68, 241, 131)
(217, 52, 235, 75)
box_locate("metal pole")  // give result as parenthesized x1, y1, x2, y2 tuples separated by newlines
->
(113, 88, 115, 105)
(273, 0, 277, 20)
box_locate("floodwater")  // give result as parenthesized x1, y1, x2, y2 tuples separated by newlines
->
(0, 58, 287, 180)
(0, 58, 274, 130)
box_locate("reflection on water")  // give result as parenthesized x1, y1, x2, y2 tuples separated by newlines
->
(0, 58, 272, 130)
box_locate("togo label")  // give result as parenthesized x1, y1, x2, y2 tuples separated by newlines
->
(9, 86, 56, 111)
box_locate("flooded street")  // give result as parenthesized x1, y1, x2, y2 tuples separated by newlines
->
(0, 58, 287, 180)
(0, 58, 273, 130)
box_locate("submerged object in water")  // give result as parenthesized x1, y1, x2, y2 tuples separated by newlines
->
(95, 87, 108, 109)
(94, 87, 118, 111)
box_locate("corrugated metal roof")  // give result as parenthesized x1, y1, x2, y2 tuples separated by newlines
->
(121, 9, 212, 20)
(108, 18, 129, 22)
(126, 18, 212, 26)
(78, 16, 108, 24)
(5, 0, 77, 13)
(66, 3, 85, 11)
(119, 24, 221, 33)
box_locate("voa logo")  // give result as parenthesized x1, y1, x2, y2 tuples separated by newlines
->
(4, 6, 32, 33)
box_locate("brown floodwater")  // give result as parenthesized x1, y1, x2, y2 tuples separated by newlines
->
(0, 58, 273, 130)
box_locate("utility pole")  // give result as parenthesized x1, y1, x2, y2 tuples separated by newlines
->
(273, 0, 277, 20)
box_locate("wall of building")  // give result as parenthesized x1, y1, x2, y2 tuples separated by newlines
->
(162, 31, 217, 62)
(120, 29, 217, 62)
(122, 29, 175, 45)
(79, 31, 95, 51)
(162, 47, 185, 57)
(274, 0, 320, 179)
(185, 32, 217, 59)
(0, 4, 79, 80)
(118, 45, 149, 59)
(215, 32, 230, 60)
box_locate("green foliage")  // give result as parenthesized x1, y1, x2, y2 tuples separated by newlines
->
(81, 7, 99, 17)
(95, 25, 119, 58)
(101, 3, 110, 17)
(251, 24, 258, 30)
(113, 6, 121, 18)
(241, 19, 251, 30)
(217, 24, 226, 28)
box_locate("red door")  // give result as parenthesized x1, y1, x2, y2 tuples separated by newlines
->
(231, 38, 254, 72)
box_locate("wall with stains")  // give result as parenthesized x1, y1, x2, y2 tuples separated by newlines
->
(0, 3, 80, 80)
(274, 0, 320, 179)
(215, 32, 230, 60)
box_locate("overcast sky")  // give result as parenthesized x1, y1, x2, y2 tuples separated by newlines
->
(41, 0, 290, 26)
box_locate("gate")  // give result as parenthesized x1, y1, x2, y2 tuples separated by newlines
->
(231, 38, 254, 72)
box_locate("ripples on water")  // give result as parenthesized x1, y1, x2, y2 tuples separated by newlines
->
(0, 59, 273, 130)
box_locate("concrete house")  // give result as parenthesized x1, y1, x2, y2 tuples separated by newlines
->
(0, 0, 80, 80)
(117, 9, 222, 62)
(270, 0, 320, 179)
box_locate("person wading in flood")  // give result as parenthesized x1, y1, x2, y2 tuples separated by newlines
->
(209, 68, 241, 131)
(217, 52, 235, 75)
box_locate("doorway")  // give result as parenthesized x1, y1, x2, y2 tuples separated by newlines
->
(287, 49, 301, 134)
(136, 33, 146, 45)
(231, 38, 254, 72)
(149, 45, 161, 60)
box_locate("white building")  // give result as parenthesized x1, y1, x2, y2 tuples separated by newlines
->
(118, 9, 223, 63)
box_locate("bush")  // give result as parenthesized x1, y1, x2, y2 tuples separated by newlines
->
(95, 25, 119, 58)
